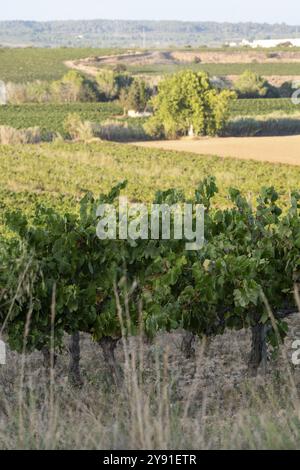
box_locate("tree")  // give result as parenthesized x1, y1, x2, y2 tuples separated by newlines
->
(119, 79, 152, 114)
(144, 70, 236, 139)
(96, 70, 132, 101)
(234, 70, 270, 98)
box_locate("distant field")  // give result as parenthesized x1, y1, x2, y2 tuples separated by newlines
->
(0, 102, 122, 135)
(0, 141, 299, 228)
(230, 98, 300, 116)
(128, 62, 300, 76)
(0, 48, 121, 82)
(136, 135, 300, 167)
(0, 100, 298, 137)
(1, 47, 300, 84)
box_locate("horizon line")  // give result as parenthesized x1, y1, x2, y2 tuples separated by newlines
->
(0, 18, 300, 27)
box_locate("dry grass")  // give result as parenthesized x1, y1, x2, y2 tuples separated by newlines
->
(98, 120, 147, 142)
(63, 113, 96, 142)
(1, 309, 300, 450)
(225, 115, 300, 137)
(0, 126, 42, 145)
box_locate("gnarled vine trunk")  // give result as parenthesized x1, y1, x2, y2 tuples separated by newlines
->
(99, 337, 122, 387)
(41, 346, 57, 370)
(181, 331, 196, 359)
(248, 324, 268, 376)
(68, 331, 83, 387)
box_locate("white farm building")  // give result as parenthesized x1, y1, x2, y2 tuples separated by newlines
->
(241, 38, 300, 48)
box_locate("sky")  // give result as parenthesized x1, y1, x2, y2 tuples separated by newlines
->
(1, 0, 300, 24)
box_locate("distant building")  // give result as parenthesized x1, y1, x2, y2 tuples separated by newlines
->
(241, 38, 300, 48)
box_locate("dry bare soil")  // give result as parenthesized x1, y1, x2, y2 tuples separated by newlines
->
(136, 135, 300, 167)
(68, 50, 300, 68)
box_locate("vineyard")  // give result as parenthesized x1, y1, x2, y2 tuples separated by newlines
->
(1, 168, 299, 388)
(0, 99, 299, 138)
(0, 102, 122, 136)
(1, 47, 300, 86)
(0, 48, 120, 82)
(230, 98, 300, 116)
(0, 39, 300, 451)
(0, 101, 299, 450)
(1, 143, 299, 365)
(1, 141, 300, 217)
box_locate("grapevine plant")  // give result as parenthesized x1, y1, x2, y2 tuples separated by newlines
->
(142, 181, 300, 372)
(1, 177, 299, 380)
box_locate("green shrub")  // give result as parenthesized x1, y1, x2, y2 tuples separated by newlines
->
(6, 71, 99, 104)
(235, 70, 270, 98)
(51, 70, 98, 103)
(119, 78, 152, 113)
(96, 70, 132, 101)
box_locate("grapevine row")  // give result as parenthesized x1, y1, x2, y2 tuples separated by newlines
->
(0, 177, 299, 382)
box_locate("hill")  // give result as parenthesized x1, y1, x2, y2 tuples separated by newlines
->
(1, 19, 300, 47)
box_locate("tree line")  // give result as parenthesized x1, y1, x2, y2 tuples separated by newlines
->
(1, 20, 300, 47)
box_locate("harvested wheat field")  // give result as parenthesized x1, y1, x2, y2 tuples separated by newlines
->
(136, 135, 300, 166)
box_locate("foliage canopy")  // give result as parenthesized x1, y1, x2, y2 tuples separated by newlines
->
(145, 70, 236, 138)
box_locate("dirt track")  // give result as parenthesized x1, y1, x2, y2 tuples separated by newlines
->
(68, 50, 300, 68)
(135, 135, 300, 166)
(64, 50, 300, 86)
